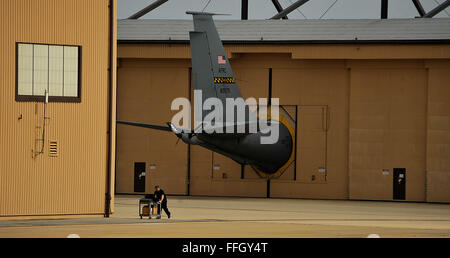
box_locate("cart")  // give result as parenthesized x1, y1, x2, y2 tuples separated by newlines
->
(139, 198, 161, 219)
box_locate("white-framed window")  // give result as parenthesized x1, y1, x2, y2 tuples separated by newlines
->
(16, 43, 81, 102)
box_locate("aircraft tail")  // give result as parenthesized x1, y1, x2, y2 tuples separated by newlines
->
(188, 12, 243, 104)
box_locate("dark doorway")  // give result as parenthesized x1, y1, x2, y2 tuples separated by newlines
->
(134, 162, 146, 193)
(393, 168, 406, 200)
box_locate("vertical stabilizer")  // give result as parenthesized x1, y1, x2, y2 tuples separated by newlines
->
(188, 12, 243, 104)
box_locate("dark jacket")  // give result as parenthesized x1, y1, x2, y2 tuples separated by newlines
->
(154, 189, 167, 203)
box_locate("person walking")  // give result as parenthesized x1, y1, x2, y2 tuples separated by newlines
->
(154, 185, 171, 219)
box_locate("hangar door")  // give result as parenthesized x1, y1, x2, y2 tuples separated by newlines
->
(116, 61, 189, 195)
(297, 106, 328, 183)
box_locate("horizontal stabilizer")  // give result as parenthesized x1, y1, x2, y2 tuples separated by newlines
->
(117, 120, 171, 132)
(186, 11, 230, 16)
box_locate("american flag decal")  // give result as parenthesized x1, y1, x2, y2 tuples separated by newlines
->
(218, 55, 226, 64)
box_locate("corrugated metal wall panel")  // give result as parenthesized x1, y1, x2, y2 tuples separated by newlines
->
(426, 66, 450, 202)
(0, 0, 116, 216)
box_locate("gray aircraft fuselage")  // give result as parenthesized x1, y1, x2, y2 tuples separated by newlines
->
(172, 120, 294, 177)
(117, 12, 296, 179)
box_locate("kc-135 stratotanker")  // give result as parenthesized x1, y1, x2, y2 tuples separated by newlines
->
(118, 12, 295, 179)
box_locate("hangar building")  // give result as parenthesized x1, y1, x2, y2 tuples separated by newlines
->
(0, 0, 117, 217)
(116, 18, 450, 203)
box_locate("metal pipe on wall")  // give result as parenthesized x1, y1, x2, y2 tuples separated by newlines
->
(271, 0, 288, 19)
(105, 0, 114, 218)
(424, 0, 450, 18)
(381, 0, 388, 19)
(270, 0, 309, 19)
(241, 0, 248, 20)
(412, 0, 426, 17)
(128, 0, 168, 19)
